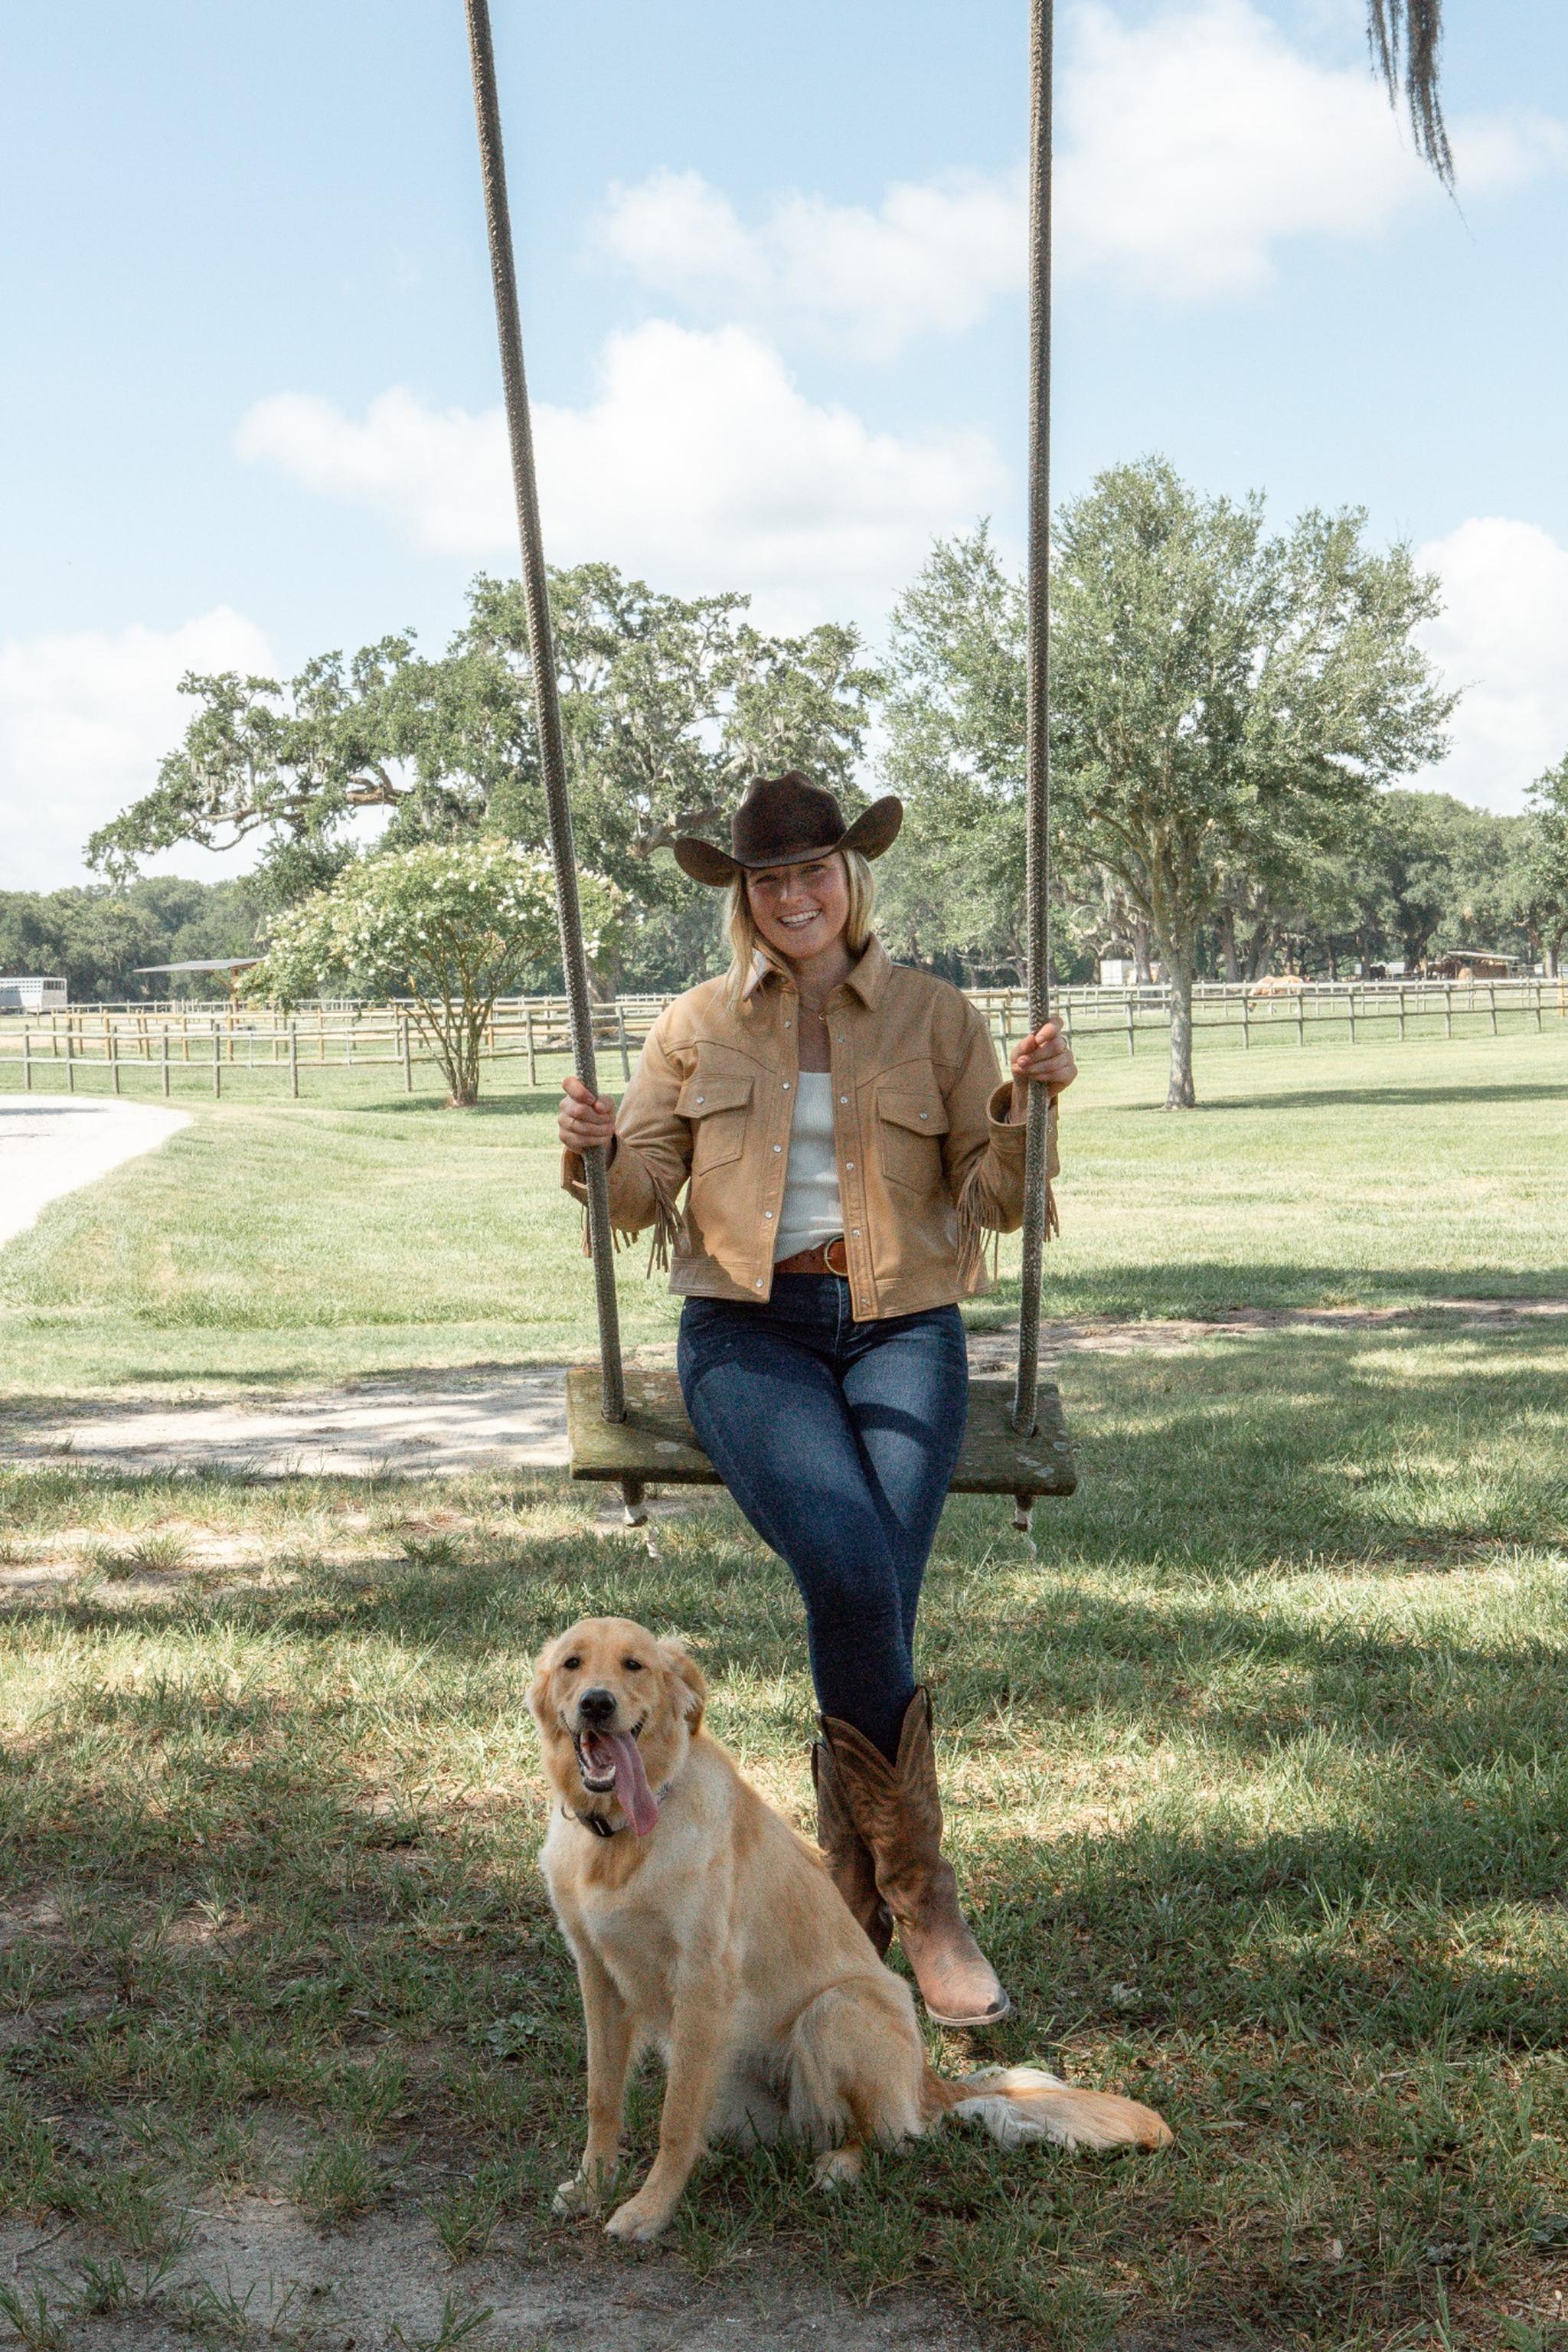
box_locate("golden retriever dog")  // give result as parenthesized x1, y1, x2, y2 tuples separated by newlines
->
(530, 1616, 1172, 2242)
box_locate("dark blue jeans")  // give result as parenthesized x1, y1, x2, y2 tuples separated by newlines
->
(678, 1276, 969, 1759)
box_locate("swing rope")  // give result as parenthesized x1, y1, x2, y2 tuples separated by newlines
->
(1013, 0, 1054, 1441)
(462, 0, 1057, 1455)
(464, 0, 626, 1428)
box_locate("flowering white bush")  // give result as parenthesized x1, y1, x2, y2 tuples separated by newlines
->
(250, 841, 619, 1105)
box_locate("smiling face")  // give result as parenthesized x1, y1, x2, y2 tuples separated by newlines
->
(528, 1617, 707, 1837)
(743, 852, 851, 967)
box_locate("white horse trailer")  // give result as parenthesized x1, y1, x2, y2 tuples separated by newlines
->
(0, 976, 67, 1013)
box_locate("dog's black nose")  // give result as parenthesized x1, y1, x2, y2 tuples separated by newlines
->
(577, 1687, 616, 1727)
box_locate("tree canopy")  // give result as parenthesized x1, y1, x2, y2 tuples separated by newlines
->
(247, 840, 614, 1106)
(882, 460, 1454, 1103)
(87, 566, 880, 995)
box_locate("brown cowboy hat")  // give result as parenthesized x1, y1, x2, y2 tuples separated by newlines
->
(673, 771, 903, 887)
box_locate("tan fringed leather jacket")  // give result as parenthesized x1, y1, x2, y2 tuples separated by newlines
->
(561, 936, 1059, 1322)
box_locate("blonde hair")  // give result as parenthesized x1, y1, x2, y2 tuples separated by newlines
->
(722, 849, 877, 1008)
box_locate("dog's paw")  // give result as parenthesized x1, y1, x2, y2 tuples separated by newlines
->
(813, 2145, 864, 2194)
(552, 2173, 603, 2218)
(605, 2193, 674, 2243)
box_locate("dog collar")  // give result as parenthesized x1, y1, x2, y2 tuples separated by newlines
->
(561, 1785, 673, 1839)
(563, 1804, 621, 1838)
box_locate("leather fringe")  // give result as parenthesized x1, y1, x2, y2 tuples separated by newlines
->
(643, 1174, 682, 1277)
(954, 1187, 988, 1289)
(578, 1172, 682, 1279)
(956, 1181, 1057, 1285)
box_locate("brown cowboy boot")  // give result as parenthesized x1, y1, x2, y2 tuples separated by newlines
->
(812, 1739, 893, 1955)
(818, 1690, 1011, 2029)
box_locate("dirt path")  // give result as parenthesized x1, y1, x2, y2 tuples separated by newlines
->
(4, 1299, 1562, 1479)
(0, 2207, 994, 2352)
(0, 1095, 190, 1250)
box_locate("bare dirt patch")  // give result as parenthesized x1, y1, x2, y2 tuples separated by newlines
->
(0, 2205, 994, 2351)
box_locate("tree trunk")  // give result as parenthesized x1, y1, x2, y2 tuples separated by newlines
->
(1165, 949, 1197, 1109)
(1133, 919, 1154, 985)
(1218, 906, 1241, 984)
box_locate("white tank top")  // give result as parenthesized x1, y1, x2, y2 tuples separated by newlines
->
(773, 1071, 843, 1261)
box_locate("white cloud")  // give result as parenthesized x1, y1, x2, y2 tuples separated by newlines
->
(0, 609, 278, 891)
(237, 323, 1008, 633)
(594, 167, 1024, 361)
(1058, 0, 1565, 300)
(1416, 518, 1568, 815)
(593, 2, 1566, 336)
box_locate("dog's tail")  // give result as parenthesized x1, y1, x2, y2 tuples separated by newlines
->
(926, 2064, 1173, 2154)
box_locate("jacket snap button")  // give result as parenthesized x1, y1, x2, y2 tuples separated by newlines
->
(782, 1081, 790, 1091)
(755, 1279, 763, 1289)
(919, 1110, 928, 1119)
(696, 1094, 704, 1104)
(763, 1209, 773, 1219)
(773, 1143, 782, 1152)
(839, 1095, 848, 1105)
(845, 1161, 854, 1171)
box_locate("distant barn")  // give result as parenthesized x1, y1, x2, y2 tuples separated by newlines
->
(0, 975, 67, 1013)
(1424, 950, 1521, 982)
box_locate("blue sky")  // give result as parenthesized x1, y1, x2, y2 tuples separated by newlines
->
(3, 0, 1566, 888)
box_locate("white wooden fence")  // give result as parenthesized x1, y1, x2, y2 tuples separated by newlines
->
(0, 977, 1561, 1098)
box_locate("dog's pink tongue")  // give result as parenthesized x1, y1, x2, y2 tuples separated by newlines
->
(609, 1733, 659, 1835)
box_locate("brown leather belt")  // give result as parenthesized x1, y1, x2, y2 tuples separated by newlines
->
(774, 1235, 849, 1277)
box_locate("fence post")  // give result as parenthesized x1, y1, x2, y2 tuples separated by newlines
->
(161, 1029, 170, 1099)
(21, 1028, 31, 1093)
(1125, 998, 1135, 1058)
(1296, 992, 1305, 1047)
(1537, 978, 1545, 1033)
(1397, 985, 1406, 1042)
(1240, 993, 1250, 1050)
(1444, 985, 1453, 1039)
(1348, 989, 1356, 1045)
(616, 1001, 631, 1085)
(1489, 984, 1498, 1036)
(212, 1027, 221, 1099)
(65, 1027, 74, 1093)
(402, 1013, 413, 1092)
(525, 1004, 537, 1086)
(109, 1030, 120, 1096)
(289, 1021, 299, 1100)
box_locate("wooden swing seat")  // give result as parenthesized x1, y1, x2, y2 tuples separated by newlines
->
(566, 1365, 1077, 1498)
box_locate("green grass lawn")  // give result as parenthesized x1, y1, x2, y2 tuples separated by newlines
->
(0, 1017, 1565, 2346)
(0, 1312, 1563, 2347)
(3, 1024, 1564, 1402)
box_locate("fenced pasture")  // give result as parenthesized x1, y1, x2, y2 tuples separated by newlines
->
(2, 1024, 1563, 1400)
(2, 975, 1562, 1102)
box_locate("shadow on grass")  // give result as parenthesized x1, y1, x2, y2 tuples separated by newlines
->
(985, 1260, 1568, 1317)
(1132, 1077, 1568, 1114)
(361, 1090, 564, 1119)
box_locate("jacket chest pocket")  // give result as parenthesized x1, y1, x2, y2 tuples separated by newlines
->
(876, 1081, 949, 1192)
(677, 1073, 753, 1174)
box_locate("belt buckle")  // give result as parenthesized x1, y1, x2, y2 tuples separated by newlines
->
(824, 1235, 848, 1277)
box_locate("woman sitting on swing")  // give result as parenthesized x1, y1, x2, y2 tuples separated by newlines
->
(557, 772, 1076, 2028)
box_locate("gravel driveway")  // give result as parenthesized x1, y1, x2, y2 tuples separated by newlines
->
(0, 1094, 190, 1250)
